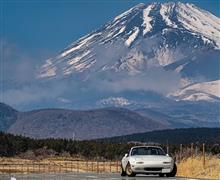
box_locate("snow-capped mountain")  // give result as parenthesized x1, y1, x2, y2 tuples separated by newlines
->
(38, 2, 220, 103)
(39, 2, 220, 79)
(36, 2, 220, 127)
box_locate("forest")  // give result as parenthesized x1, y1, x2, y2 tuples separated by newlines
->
(0, 129, 219, 160)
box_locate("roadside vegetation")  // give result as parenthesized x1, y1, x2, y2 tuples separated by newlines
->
(177, 155, 220, 179)
(0, 131, 220, 179)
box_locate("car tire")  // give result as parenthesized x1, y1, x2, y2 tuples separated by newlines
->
(121, 164, 126, 176)
(125, 162, 136, 177)
(159, 173, 165, 177)
(166, 163, 177, 177)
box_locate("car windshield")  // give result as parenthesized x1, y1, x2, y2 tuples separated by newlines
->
(130, 147, 166, 156)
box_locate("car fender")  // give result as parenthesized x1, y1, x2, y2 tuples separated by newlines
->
(121, 156, 129, 170)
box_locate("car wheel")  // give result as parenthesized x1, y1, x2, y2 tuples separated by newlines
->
(121, 164, 126, 176)
(166, 163, 177, 177)
(159, 173, 165, 177)
(125, 162, 135, 177)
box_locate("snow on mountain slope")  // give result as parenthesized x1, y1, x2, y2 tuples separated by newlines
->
(160, 3, 177, 28)
(170, 80, 220, 102)
(125, 26, 140, 46)
(176, 3, 220, 48)
(142, 4, 154, 34)
(97, 97, 133, 107)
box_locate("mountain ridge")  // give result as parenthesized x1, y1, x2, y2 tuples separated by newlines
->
(98, 127, 220, 144)
(1, 102, 219, 140)
(0, 102, 167, 140)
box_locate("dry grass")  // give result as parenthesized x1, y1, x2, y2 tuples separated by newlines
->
(177, 155, 220, 179)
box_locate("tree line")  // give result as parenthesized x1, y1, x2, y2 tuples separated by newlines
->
(0, 132, 219, 160)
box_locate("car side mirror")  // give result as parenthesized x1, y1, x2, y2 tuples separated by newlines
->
(125, 153, 128, 157)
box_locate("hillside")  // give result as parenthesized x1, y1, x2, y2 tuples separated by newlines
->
(1, 102, 219, 140)
(100, 128, 220, 144)
(0, 103, 18, 131)
(0, 103, 166, 140)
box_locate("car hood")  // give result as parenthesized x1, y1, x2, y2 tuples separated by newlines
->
(130, 155, 172, 162)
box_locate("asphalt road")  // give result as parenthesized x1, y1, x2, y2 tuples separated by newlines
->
(0, 173, 198, 180)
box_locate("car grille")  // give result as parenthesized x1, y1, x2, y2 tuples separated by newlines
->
(144, 167, 162, 171)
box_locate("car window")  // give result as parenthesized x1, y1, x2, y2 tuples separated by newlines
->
(131, 147, 165, 156)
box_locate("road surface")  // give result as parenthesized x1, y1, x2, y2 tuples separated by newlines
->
(0, 173, 198, 180)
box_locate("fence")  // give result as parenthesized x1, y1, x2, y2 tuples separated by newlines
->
(0, 160, 120, 174)
(172, 143, 206, 168)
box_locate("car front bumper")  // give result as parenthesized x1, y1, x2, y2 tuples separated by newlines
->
(130, 163, 173, 174)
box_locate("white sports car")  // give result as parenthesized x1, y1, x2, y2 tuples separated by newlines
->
(121, 146, 177, 177)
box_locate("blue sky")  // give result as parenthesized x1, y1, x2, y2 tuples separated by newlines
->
(1, 0, 220, 57)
